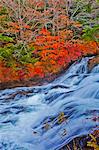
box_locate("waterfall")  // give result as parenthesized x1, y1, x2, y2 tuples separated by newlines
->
(0, 57, 99, 150)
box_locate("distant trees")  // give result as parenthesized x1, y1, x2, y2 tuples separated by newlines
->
(0, 0, 81, 45)
(69, 0, 99, 26)
(1, 0, 46, 46)
(0, 0, 98, 47)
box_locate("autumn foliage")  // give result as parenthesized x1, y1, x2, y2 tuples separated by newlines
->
(0, 0, 98, 83)
(0, 28, 97, 83)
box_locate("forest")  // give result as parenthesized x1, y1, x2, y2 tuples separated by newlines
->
(0, 0, 98, 85)
(0, 0, 99, 150)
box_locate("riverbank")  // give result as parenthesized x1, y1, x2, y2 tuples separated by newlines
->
(0, 55, 99, 90)
(0, 62, 69, 90)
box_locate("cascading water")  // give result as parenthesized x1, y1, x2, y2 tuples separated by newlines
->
(0, 57, 99, 150)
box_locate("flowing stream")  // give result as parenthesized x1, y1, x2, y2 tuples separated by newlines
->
(0, 57, 99, 150)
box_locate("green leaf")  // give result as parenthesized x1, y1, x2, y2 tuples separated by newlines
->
(82, 25, 99, 42)
(0, 34, 14, 42)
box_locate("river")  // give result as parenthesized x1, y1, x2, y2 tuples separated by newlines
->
(0, 57, 99, 150)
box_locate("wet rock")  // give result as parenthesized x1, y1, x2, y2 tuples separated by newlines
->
(88, 55, 99, 71)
